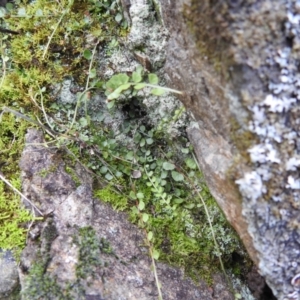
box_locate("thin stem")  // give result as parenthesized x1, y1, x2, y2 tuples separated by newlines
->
(42, 10, 66, 59)
(42, 0, 74, 59)
(0, 172, 44, 216)
(85, 41, 99, 90)
(0, 45, 7, 90)
(148, 244, 163, 300)
(192, 152, 231, 288)
(66, 87, 94, 135)
(145, 83, 183, 94)
(84, 40, 99, 119)
(1, 106, 56, 137)
(144, 166, 169, 204)
(38, 85, 53, 132)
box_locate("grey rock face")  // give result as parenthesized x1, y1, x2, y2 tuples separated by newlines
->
(0, 250, 19, 299)
(158, 0, 300, 299)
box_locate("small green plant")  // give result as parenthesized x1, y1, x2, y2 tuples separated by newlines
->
(88, 0, 129, 28)
(92, 112, 243, 283)
(104, 66, 183, 108)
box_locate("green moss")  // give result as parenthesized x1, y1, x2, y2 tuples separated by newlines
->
(5, 284, 21, 300)
(65, 165, 81, 187)
(37, 163, 59, 178)
(23, 221, 66, 299)
(88, 113, 245, 283)
(1, 0, 126, 108)
(0, 0, 125, 257)
(23, 226, 113, 299)
(22, 262, 68, 300)
(0, 180, 33, 258)
(74, 226, 113, 279)
(94, 184, 129, 211)
(41, 219, 58, 252)
(148, 191, 242, 283)
(0, 114, 34, 258)
(94, 165, 244, 283)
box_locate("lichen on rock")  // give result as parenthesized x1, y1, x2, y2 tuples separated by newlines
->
(235, 2, 300, 299)
(159, 0, 300, 299)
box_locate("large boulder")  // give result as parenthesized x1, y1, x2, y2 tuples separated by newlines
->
(156, 0, 300, 299)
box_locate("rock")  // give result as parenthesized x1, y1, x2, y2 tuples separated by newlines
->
(158, 0, 257, 264)
(156, 0, 300, 299)
(18, 128, 237, 300)
(0, 250, 20, 299)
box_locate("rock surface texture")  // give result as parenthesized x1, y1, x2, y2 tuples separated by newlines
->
(157, 0, 300, 299)
(18, 129, 236, 300)
(0, 250, 19, 299)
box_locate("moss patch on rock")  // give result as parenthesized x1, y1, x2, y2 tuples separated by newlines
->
(1, 0, 251, 293)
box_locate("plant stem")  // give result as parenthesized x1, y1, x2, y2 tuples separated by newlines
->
(145, 83, 183, 94)
(192, 152, 232, 289)
(0, 172, 44, 216)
